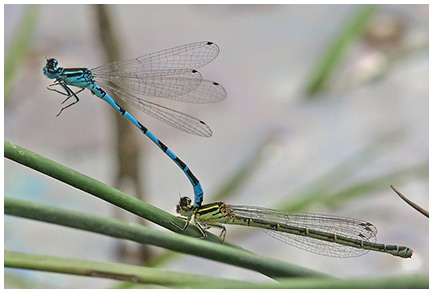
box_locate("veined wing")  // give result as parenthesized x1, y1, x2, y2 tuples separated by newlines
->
(91, 41, 220, 73)
(100, 82, 213, 137)
(96, 70, 226, 103)
(228, 204, 378, 258)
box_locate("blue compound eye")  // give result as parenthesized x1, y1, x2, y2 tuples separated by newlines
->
(47, 59, 58, 72)
(43, 58, 59, 75)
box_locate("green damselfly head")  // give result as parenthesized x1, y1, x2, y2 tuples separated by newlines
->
(176, 196, 195, 217)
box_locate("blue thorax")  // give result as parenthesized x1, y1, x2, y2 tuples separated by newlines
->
(43, 58, 95, 88)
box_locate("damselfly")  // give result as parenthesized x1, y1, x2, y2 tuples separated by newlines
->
(43, 41, 226, 207)
(176, 197, 413, 258)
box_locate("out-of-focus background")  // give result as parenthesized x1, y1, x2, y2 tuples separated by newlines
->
(4, 4, 428, 288)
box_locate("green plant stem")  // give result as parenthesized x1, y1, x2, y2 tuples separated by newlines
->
(4, 140, 212, 241)
(306, 5, 377, 95)
(6, 252, 425, 289)
(5, 197, 326, 279)
(5, 251, 252, 287)
(272, 275, 428, 289)
(196, 275, 428, 289)
(5, 5, 39, 101)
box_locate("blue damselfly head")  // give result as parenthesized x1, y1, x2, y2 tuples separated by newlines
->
(43, 58, 59, 78)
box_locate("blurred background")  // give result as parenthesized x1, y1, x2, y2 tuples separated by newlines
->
(4, 4, 428, 288)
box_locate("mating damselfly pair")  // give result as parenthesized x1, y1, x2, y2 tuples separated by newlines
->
(176, 196, 413, 258)
(43, 41, 412, 259)
(43, 41, 226, 208)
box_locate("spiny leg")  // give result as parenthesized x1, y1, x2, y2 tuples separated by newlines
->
(205, 222, 226, 243)
(170, 216, 191, 231)
(170, 216, 207, 238)
(47, 80, 84, 116)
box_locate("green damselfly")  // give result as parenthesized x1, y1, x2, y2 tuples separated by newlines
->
(176, 197, 413, 258)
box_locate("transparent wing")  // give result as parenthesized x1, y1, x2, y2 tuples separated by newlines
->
(100, 82, 212, 137)
(92, 41, 226, 105)
(96, 70, 226, 103)
(229, 205, 378, 258)
(92, 41, 220, 73)
(90, 41, 225, 134)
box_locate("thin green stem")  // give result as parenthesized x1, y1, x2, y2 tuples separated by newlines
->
(7, 251, 425, 288)
(306, 5, 377, 95)
(4, 140, 210, 241)
(5, 5, 39, 100)
(5, 197, 326, 279)
(5, 251, 252, 287)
